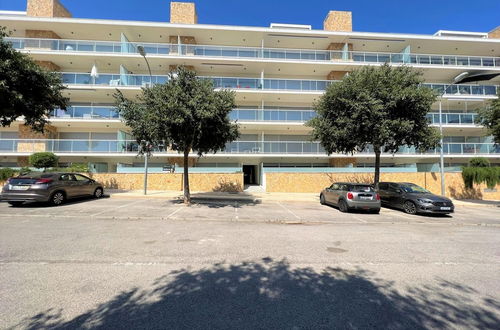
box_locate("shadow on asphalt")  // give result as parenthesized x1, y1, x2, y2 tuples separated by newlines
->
(4, 195, 110, 208)
(381, 205, 453, 218)
(17, 258, 500, 329)
(171, 198, 261, 209)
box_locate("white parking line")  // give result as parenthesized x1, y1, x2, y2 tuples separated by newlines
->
(277, 202, 301, 220)
(90, 200, 146, 217)
(234, 201, 239, 220)
(350, 214, 367, 223)
(165, 206, 184, 219)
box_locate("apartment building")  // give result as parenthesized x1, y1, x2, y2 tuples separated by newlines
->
(0, 0, 499, 188)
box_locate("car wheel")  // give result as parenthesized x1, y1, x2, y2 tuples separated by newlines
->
(320, 194, 325, 205)
(94, 187, 104, 199)
(50, 191, 65, 206)
(403, 201, 417, 215)
(8, 201, 24, 207)
(338, 199, 349, 213)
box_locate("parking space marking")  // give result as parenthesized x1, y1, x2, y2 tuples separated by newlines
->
(350, 214, 367, 223)
(90, 199, 147, 217)
(276, 202, 301, 220)
(234, 201, 239, 220)
(165, 206, 184, 219)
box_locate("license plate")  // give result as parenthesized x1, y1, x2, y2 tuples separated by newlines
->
(440, 207, 451, 211)
(359, 197, 372, 200)
(11, 185, 29, 191)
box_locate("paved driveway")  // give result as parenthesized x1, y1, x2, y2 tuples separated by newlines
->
(1, 197, 499, 226)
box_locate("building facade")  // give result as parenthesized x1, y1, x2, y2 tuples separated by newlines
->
(0, 0, 499, 188)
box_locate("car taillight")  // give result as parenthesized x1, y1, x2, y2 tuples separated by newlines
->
(376, 193, 380, 201)
(347, 192, 353, 200)
(35, 179, 53, 184)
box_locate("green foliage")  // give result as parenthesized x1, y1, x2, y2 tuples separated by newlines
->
(468, 157, 490, 168)
(0, 167, 15, 181)
(115, 66, 239, 202)
(476, 90, 500, 144)
(28, 152, 59, 170)
(47, 163, 90, 173)
(19, 166, 32, 175)
(0, 27, 68, 131)
(307, 64, 439, 184)
(462, 166, 500, 189)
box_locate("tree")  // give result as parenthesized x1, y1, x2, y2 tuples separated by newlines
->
(0, 27, 68, 131)
(29, 152, 59, 171)
(476, 90, 500, 144)
(307, 64, 440, 185)
(115, 66, 239, 204)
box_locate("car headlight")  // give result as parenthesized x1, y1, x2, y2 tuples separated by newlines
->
(417, 198, 433, 204)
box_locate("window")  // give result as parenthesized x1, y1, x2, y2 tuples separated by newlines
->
(59, 174, 75, 181)
(330, 183, 340, 190)
(74, 174, 91, 182)
(377, 183, 388, 190)
(349, 185, 374, 192)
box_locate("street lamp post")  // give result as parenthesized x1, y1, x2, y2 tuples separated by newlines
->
(137, 45, 153, 195)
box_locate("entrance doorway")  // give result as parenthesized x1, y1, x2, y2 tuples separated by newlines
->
(243, 165, 257, 185)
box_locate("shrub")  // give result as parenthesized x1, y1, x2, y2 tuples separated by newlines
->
(462, 166, 500, 189)
(28, 152, 59, 171)
(468, 157, 490, 168)
(0, 168, 16, 181)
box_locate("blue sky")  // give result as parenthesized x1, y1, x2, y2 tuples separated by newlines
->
(1, 0, 499, 34)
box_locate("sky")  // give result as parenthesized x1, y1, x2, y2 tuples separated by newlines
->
(1, 0, 499, 35)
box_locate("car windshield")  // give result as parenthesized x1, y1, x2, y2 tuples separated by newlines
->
(400, 184, 430, 194)
(349, 185, 374, 192)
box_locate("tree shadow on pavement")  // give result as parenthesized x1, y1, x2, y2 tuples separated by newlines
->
(18, 258, 500, 329)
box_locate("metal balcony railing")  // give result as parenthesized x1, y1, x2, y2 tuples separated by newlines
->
(1, 139, 498, 155)
(59, 72, 499, 96)
(8, 37, 500, 68)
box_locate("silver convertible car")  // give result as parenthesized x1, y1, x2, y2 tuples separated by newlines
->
(1, 172, 104, 206)
(320, 182, 381, 213)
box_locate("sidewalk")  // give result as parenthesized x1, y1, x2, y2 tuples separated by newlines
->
(107, 189, 499, 207)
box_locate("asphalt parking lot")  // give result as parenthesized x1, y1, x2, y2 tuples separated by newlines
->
(1, 196, 499, 226)
(1, 196, 499, 328)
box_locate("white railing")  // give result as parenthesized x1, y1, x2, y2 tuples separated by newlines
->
(1, 139, 498, 155)
(8, 37, 500, 68)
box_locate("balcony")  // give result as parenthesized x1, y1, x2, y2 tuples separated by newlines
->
(51, 106, 120, 119)
(60, 72, 499, 96)
(49, 107, 484, 126)
(1, 139, 498, 155)
(9, 37, 500, 68)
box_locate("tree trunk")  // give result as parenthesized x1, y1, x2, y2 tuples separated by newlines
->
(374, 146, 381, 186)
(183, 148, 191, 205)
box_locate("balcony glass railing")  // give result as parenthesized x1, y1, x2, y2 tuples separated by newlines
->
(9, 37, 500, 68)
(426, 112, 478, 125)
(49, 107, 485, 126)
(60, 72, 499, 95)
(1, 139, 499, 155)
(51, 106, 120, 119)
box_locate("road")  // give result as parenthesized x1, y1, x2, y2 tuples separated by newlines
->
(0, 198, 499, 329)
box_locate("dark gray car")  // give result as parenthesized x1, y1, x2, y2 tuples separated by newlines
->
(1, 172, 104, 206)
(320, 182, 381, 213)
(376, 182, 454, 215)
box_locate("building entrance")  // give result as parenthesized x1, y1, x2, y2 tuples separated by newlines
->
(243, 165, 257, 185)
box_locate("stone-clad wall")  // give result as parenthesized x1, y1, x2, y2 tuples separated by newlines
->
(265, 172, 500, 200)
(170, 2, 197, 24)
(323, 11, 352, 32)
(27, 0, 72, 18)
(90, 173, 244, 192)
(489, 27, 500, 39)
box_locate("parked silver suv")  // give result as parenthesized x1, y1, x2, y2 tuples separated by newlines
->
(320, 182, 381, 213)
(1, 172, 104, 206)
